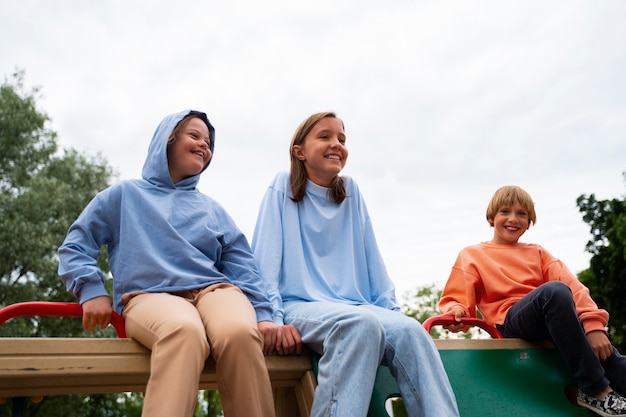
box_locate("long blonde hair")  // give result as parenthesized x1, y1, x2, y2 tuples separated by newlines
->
(289, 112, 346, 204)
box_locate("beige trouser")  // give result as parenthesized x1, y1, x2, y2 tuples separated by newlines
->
(122, 283, 275, 417)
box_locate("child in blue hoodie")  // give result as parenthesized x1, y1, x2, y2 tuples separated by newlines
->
(252, 111, 459, 417)
(59, 110, 278, 417)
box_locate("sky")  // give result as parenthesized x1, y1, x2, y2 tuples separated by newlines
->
(1, 0, 625, 302)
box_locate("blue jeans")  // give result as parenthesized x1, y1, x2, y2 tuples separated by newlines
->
(497, 281, 626, 396)
(284, 301, 459, 417)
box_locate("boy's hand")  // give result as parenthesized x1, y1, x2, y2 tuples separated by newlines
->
(81, 296, 112, 332)
(587, 330, 613, 362)
(443, 307, 466, 332)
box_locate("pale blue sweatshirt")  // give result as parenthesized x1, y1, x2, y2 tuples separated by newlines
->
(58, 110, 273, 322)
(252, 171, 399, 326)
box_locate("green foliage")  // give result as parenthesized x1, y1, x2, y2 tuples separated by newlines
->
(0, 70, 115, 336)
(0, 70, 127, 416)
(400, 283, 441, 324)
(196, 391, 223, 417)
(401, 284, 452, 339)
(576, 172, 626, 352)
(0, 394, 143, 417)
(0, 70, 56, 190)
(0, 389, 225, 416)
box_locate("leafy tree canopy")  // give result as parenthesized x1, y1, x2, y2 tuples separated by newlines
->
(0, 70, 122, 417)
(577, 172, 626, 352)
(0, 70, 116, 337)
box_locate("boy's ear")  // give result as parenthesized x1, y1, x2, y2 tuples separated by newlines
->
(487, 218, 494, 227)
(292, 145, 306, 161)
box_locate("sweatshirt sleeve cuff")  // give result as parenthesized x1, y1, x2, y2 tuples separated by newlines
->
(78, 285, 110, 305)
(583, 319, 608, 334)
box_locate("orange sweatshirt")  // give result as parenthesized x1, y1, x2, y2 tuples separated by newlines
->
(439, 242, 608, 334)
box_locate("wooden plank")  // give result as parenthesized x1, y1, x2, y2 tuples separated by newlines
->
(433, 338, 554, 350)
(0, 338, 312, 397)
(294, 370, 316, 416)
(2, 336, 573, 416)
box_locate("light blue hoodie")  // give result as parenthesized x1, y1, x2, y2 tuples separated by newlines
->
(58, 110, 273, 322)
(252, 171, 399, 325)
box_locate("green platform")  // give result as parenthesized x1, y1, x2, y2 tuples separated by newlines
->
(354, 339, 592, 416)
(436, 339, 590, 416)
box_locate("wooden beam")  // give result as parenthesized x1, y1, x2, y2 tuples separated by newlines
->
(0, 337, 314, 417)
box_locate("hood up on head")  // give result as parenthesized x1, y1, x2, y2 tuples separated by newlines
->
(141, 109, 216, 189)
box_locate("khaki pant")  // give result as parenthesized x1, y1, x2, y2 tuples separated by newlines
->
(122, 283, 275, 417)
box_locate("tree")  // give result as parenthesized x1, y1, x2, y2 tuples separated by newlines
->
(400, 284, 441, 324)
(198, 391, 224, 417)
(576, 172, 626, 353)
(0, 70, 127, 417)
(0, 70, 115, 338)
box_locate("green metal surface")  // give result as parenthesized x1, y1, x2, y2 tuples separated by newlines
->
(369, 365, 401, 416)
(440, 347, 590, 416)
(313, 346, 592, 416)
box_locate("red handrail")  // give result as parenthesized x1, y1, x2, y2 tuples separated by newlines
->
(423, 315, 503, 339)
(0, 301, 126, 338)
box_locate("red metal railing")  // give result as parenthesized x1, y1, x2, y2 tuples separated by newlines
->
(422, 315, 503, 339)
(0, 301, 126, 338)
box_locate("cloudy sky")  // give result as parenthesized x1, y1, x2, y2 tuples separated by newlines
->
(2, 0, 625, 300)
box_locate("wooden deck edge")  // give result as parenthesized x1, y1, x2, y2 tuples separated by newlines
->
(0, 338, 313, 398)
(433, 338, 555, 350)
(0, 337, 556, 398)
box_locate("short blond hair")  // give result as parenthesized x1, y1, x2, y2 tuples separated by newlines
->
(486, 186, 537, 227)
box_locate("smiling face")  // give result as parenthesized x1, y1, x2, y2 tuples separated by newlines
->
(167, 117, 211, 184)
(489, 200, 530, 244)
(291, 116, 348, 187)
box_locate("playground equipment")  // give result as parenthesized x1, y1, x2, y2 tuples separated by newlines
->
(1, 303, 590, 416)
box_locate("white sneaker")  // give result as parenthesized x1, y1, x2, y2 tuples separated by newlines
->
(577, 390, 626, 416)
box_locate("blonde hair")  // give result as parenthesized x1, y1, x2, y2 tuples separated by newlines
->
(486, 185, 537, 227)
(289, 112, 346, 204)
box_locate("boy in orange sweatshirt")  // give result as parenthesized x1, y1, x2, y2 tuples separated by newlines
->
(439, 185, 626, 417)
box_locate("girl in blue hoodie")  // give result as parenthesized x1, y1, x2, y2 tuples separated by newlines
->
(59, 110, 277, 417)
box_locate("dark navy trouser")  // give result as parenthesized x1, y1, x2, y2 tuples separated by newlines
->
(497, 281, 626, 396)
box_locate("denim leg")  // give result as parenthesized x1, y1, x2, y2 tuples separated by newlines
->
(362, 305, 460, 417)
(284, 301, 385, 417)
(500, 281, 608, 395)
(603, 347, 626, 397)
